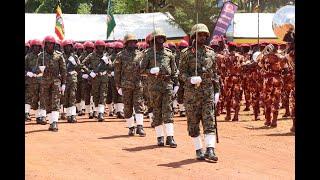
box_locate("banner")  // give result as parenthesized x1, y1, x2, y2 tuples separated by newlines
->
(212, 1, 237, 38)
(55, 1, 65, 40)
(107, 0, 116, 38)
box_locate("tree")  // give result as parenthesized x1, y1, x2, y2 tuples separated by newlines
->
(25, 0, 42, 13)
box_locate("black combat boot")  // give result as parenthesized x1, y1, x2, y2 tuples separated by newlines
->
(136, 125, 146, 137)
(25, 113, 31, 121)
(39, 117, 47, 125)
(67, 116, 72, 123)
(36, 117, 42, 124)
(48, 122, 58, 132)
(128, 127, 135, 136)
(116, 112, 125, 119)
(166, 136, 177, 148)
(204, 147, 218, 162)
(89, 112, 94, 119)
(98, 113, 104, 122)
(93, 111, 98, 118)
(196, 149, 205, 160)
(70, 115, 77, 123)
(108, 111, 114, 117)
(179, 111, 186, 117)
(157, 136, 164, 146)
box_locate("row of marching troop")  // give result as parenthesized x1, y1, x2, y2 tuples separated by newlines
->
(25, 23, 295, 162)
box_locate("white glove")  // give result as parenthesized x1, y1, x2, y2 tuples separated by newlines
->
(82, 74, 89, 79)
(190, 76, 202, 85)
(214, 93, 220, 105)
(173, 86, 179, 94)
(60, 84, 66, 94)
(102, 55, 110, 64)
(117, 88, 123, 96)
(111, 71, 114, 77)
(26, 72, 34, 77)
(90, 72, 96, 78)
(150, 67, 160, 75)
(68, 56, 76, 65)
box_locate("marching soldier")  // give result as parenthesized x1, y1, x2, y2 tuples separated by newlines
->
(62, 39, 81, 123)
(38, 35, 67, 131)
(25, 42, 30, 55)
(79, 41, 95, 118)
(74, 43, 86, 116)
(140, 28, 179, 148)
(25, 39, 43, 122)
(114, 33, 146, 136)
(179, 24, 218, 161)
(82, 40, 112, 122)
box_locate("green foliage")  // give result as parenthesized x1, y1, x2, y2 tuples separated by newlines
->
(25, 0, 42, 13)
(77, 3, 92, 14)
(35, 0, 56, 13)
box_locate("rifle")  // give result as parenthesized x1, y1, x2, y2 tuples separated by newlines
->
(213, 94, 219, 143)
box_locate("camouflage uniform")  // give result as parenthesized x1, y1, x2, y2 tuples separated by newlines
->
(82, 46, 112, 121)
(38, 41, 67, 131)
(62, 52, 81, 122)
(140, 28, 178, 147)
(179, 24, 218, 161)
(114, 34, 145, 136)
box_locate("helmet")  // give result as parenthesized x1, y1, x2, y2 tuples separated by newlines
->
(83, 41, 94, 48)
(227, 41, 237, 47)
(210, 39, 219, 46)
(123, 33, 137, 44)
(168, 42, 176, 48)
(240, 43, 250, 47)
(152, 28, 167, 40)
(179, 40, 189, 47)
(25, 42, 30, 48)
(114, 41, 124, 49)
(163, 43, 169, 48)
(43, 35, 56, 44)
(145, 33, 153, 44)
(105, 42, 112, 48)
(62, 39, 74, 47)
(190, 23, 210, 38)
(30, 39, 42, 47)
(74, 43, 84, 49)
(95, 40, 106, 47)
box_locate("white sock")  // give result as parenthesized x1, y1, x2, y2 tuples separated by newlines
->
(51, 111, 59, 123)
(155, 125, 164, 137)
(25, 104, 31, 113)
(65, 107, 70, 117)
(40, 109, 46, 117)
(135, 113, 144, 125)
(173, 100, 178, 109)
(70, 106, 77, 116)
(98, 104, 105, 113)
(80, 100, 85, 110)
(47, 113, 52, 124)
(107, 104, 113, 113)
(36, 109, 41, 118)
(148, 113, 153, 123)
(179, 103, 185, 112)
(192, 136, 203, 150)
(86, 105, 92, 113)
(204, 134, 216, 148)
(126, 116, 135, 128)
(164, 123, 174, 136)
(117, 103, 124, 112)
(76, 103, 81, 112)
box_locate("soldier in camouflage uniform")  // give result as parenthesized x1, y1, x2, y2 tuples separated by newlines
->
(79, 41, 95, 118)
(25, 39, 43, 122)
(114, 33, 146, 136)
(140, 28, 179, 148)
(107, 41, 125, 119)
(179, 24, 218, 161)
(38, 35, 67, 131)
(25, 42, 30, 56)
(62, 40, 81, 123)
(74, 43, 86, 116)
(83, 40, 112, 121)
(176, 40, 189, 117)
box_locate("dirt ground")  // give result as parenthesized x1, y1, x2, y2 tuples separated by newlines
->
(25, 105, 294, 180)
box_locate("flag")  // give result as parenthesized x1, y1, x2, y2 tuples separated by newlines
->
(107, 0, 116, 38)
(55, 2, 65, 40)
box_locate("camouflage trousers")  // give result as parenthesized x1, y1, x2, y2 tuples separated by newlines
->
(91, 75, 108, 107)
(142, 79, 151, 110)
(81, 78, 92, 105)
(243, 84, 251, 109)
(149, 81, 174, 127)
(177, 81, 184, 104)
(184, 87, 216, 137)
(40, 78, 62, 113)
(225, 82, 242, 119)
(62, 75, 77, 108)
(25, 77, 41, 110)
(106, 76, 122, 104)
(75, 76, 84, 104)
(122, 87, 144, 118)
(263, 77, 282, 122)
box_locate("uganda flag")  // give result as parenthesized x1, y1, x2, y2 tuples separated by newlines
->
(55, 3, 65, 40)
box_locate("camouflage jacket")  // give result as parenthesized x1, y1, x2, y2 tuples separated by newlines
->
(25, 52, 39, 75)
(63, 53, 82, 80)
(114, 48, 143, 89)
(140, 47, 179, 87)
(179, 45, 219, 92)
(82, 51, 112, 75)
(37, 50, 67, 84)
